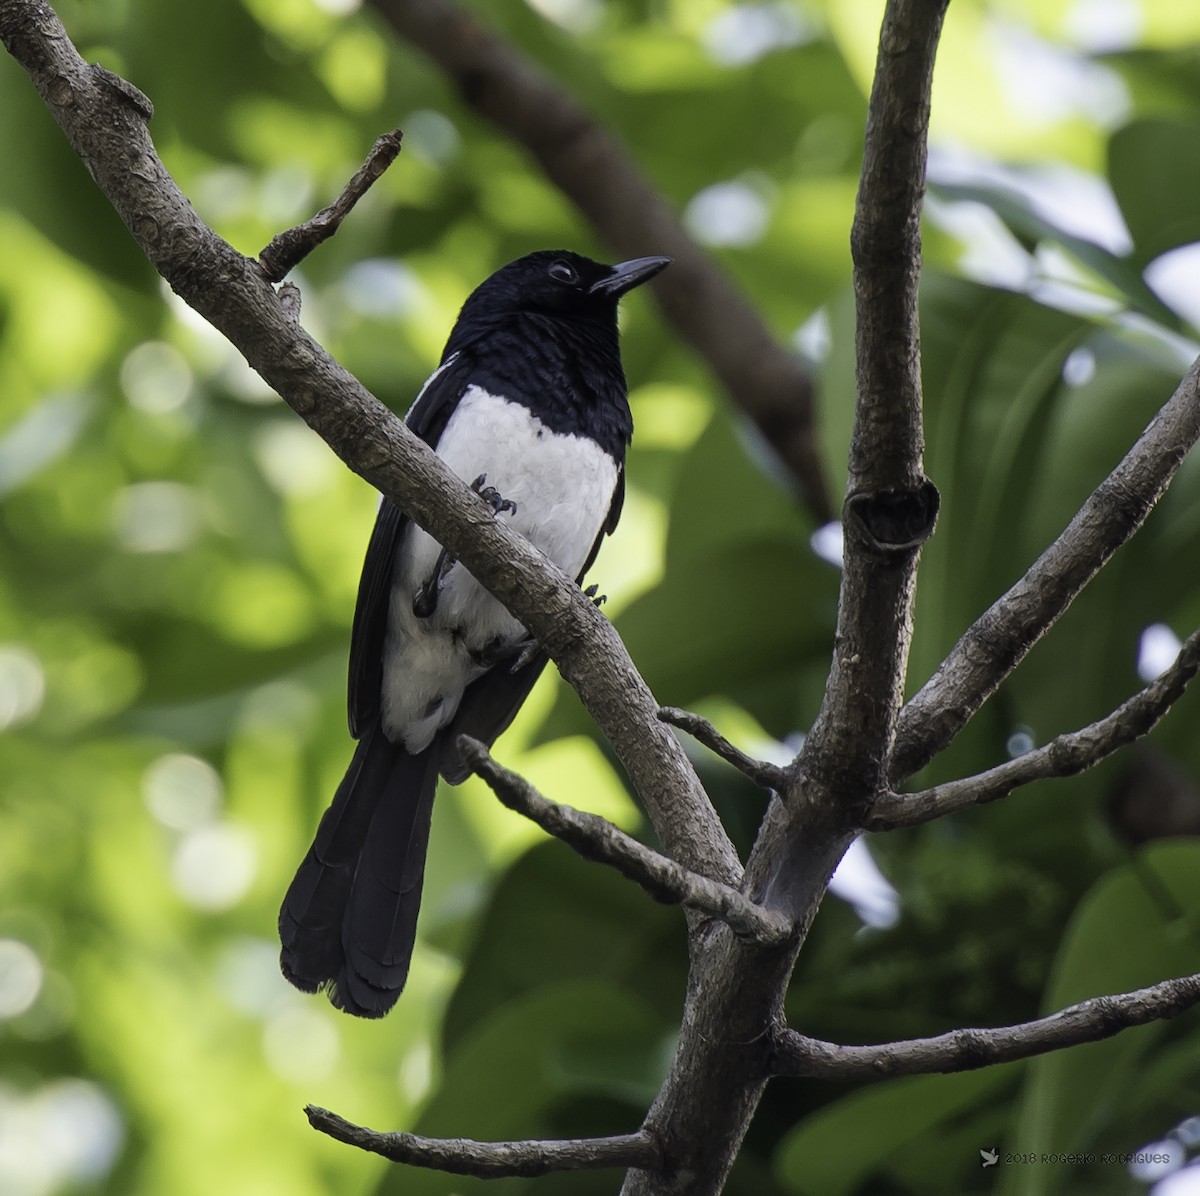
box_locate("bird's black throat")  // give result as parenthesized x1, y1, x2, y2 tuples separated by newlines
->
(443, 310, 633, 459)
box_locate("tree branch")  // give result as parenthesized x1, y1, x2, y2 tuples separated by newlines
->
(0, 0, 740, 888)
(461, 737, 792, 946)
(306, 1106, 663, 1176)
(872, 629, 1200, 829)
(745, 0, 949, 913)
(258, 129, 404, 282)
(366, 0, 833, 522)
(658, 707, 788, 792)
(890, 359, 1200, 783)
(771, 972, 1200, 1080)
(617, 6, 954, 1194)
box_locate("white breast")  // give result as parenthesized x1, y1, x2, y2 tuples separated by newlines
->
(381, 386, 620, 751)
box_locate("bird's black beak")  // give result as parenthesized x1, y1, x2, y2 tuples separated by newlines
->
(589, 255, 671, 298)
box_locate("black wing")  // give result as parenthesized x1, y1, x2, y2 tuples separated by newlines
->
(578, 464, 624, 581)
(347, 354, 469, 738)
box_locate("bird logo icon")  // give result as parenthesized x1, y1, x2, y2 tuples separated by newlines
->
(980, 1147, 999, 1167)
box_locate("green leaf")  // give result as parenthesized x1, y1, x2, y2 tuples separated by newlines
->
(443, 842, 683, 1054)
(774, 1065, 1018, 1195)
(1109, 118, 1200, 267)
(1000, 842, 1200, 1196)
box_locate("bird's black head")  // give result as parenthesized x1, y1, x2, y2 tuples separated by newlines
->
(452, 250, 670, 332)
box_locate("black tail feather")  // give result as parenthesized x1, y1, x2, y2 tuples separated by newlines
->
(279, 724, 438, 1018)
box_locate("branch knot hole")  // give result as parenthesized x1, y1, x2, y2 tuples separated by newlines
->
(844, 478, 940, 558)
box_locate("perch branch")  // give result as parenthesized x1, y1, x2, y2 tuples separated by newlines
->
(0, 0, 740, 887)
(872, 628, 1200, 829)
(367, 0, 833, 521)
(890, 357, 1200, 783)
(658, 707, 788, 791)
(307, 1106, 663, 1176)
(772, 971, 1200, 1080)
(258, 129, 404, 282)
(461, 737, 792, 946)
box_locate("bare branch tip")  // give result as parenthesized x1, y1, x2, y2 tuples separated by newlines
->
(658, 705, 788, 791)
(257, 126, 405, 282)
(303, 1103, 661, 1176)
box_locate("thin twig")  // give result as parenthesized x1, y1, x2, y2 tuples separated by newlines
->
(366, 0, 833, 521)
(258, 129, 403, 282)
(890, 358, 1200, 783)
(460, 737, 792, 946)
(872, 628, 1200, 829)
(658, 707, 788, 791)
(307, 1106, 663, 1176)
(772, 972, 1200, 1080)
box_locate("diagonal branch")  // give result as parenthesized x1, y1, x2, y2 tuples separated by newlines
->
(306, 1106, 663, 1176)
(367, 0, 833, 522)
(460, 737, 792, 946)
(771, 972, 1200, 1080)
(258, 129, 404, 281)
(0, 0, 740, 888)
(890, 358, 1200, 784)
(872, 628, 1200, 830)
(658, 706, 788, 792)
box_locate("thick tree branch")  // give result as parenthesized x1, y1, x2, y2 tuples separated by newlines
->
(890, 359, 1200, 783)
(872, 629, 1200, 829)
(617, 6, 953, 1195)
(367, 0, 833, 522)
(746, 0, 949, 912)
(461, 737, 792, 946)
(306, 1106, 663, 1176)
(794, 0, 946, 796)
(772, 972, 1200, 1080)
(258, 129, 404, 281)
(658, 706, 787, 791)
(0, 0, 739, 887)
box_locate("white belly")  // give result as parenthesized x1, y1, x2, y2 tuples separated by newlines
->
(381, 385, 619, 751)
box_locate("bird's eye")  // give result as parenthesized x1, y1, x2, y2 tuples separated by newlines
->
(548, 260, 579, 285)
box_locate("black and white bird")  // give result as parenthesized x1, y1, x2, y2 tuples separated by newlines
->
(279, 249, 669, 1017)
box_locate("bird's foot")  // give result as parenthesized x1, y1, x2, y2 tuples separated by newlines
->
(412, 480, 519, 620)
(470, 473, 518, 518)
(584, 583, 608, 608)
(413, 545, 458, 619)
(508, 637, 542, 674)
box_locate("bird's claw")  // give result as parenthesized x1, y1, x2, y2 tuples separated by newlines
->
(584, 583, 607, 608)
(413, 545, 458, 619)
(471, 473, 518, 518)
(414, 476, 520, 619)
(508, 638, 541, 673)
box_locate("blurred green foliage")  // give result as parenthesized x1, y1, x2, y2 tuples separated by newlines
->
(1, 0, 1200, 1194)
